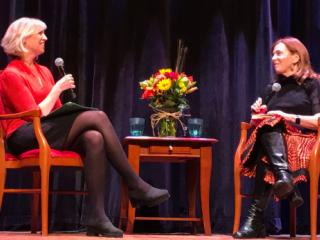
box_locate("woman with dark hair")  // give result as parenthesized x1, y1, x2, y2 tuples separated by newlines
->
(0, 17, 170, 238)
(234, 37, 320, 238)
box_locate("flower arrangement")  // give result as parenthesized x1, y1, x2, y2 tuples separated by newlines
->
(139, 68, 198, 136)
(139, 68, 197, 111)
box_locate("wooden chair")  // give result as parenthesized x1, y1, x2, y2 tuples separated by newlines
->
(233, 121, 320, 240)
(0, 108, 85, 236)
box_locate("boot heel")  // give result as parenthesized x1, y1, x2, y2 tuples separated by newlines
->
(86, 227, 99, 236)
(86, 223, 123, 238)
(129, 187, 170, 208)
(288, 187, 304, 208)
(258, 228, 267, 237)
(273, 180, 294, 199)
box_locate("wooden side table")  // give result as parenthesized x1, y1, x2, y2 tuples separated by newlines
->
(119, 136, 218, 235)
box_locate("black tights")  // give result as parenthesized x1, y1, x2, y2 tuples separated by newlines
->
(63, 110, 148, 223)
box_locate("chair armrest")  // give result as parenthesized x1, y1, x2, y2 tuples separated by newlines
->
(0, 108, 51, 166)
(309, 118, 320, 173)
(234, 122, 252, 166)
(0, 108, 41, 120)
(234, 121, 252, 184)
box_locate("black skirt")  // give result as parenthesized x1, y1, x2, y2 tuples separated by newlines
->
(7, 103, 95, 155)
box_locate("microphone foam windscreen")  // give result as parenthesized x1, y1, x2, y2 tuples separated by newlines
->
(272, 82, 281, 92)
(54, 57, 64, 67)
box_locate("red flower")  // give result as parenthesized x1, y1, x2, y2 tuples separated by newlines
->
(164, 71, 178, 80)
(141, 88, 155, 99)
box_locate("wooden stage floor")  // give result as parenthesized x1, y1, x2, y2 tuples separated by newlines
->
(0, 232, 315, 239)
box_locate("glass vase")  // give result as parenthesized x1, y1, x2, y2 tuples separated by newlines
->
(157, 117, 177, 137)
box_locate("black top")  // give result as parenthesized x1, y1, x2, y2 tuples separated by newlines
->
(262, 75, 320, 115)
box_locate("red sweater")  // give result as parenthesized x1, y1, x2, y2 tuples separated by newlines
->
(0, 59, 62, 137)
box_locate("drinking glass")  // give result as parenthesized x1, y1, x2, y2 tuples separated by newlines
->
(188, 118, 203, 137)
(129, 117, 145, 136)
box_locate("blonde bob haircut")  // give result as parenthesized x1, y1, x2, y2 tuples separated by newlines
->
(1, 17, 47, 57)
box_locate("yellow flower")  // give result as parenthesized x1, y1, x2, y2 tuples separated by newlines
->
(177, 81, 186, 93)
(159, 68, 172, 74)
(178, 81, 186, 88)
(180, 86, 187, 94)
(157, 78, 172, 91)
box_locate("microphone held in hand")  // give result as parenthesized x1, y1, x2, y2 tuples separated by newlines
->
(271, 82, 281, 92)
(262, 82, 281, 105)
(54, 57, 76, 99)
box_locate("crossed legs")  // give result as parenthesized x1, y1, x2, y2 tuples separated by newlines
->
(63, 111, 169, 237)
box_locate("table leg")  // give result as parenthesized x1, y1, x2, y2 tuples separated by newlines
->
(119, 179, 128, 229)
(125, 144, 141, 233)
(186, 159, 199, 234)
(200, 146, 212, 235)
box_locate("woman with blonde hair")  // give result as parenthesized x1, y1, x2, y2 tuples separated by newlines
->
(0, 17, 169, 238)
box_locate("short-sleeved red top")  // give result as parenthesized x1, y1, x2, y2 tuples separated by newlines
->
(0, 59, 62, 137)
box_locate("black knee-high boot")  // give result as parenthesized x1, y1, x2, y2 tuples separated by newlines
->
(233, 164, 272, 239)
(260, 132, 294, 199)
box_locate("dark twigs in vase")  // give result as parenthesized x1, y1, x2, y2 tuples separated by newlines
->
(175, 39, 183, 72)
(179, 47, 188, 73)
(175, 39, 188, 73)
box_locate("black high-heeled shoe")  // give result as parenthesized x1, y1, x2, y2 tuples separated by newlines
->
(86, 221, 123, 238)
(129, 186, 170, 208)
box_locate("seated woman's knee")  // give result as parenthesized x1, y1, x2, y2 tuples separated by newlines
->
(82, 130, 104, 147)
(92, 110, 111, 123)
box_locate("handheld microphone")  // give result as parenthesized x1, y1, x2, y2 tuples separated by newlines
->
(262, 82, 281, 104)
(54, 57, 76, 99)
(271, 82, 281, 92)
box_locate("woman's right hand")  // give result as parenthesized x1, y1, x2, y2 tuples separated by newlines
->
(251, 97, 267, 114)
(53, 74, 76, 94)
(39, 74, 76, 116)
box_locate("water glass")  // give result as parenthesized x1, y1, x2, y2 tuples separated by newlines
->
(188, 118, 203, 138)
(129, 117, 145, 136)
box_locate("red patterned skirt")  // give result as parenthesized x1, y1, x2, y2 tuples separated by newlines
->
(241, 116, 317, 184)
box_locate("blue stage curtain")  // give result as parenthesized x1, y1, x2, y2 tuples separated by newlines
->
(0, 0, 319, 234)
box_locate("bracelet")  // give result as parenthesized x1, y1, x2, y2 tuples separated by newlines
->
(295, 115, 301, 125)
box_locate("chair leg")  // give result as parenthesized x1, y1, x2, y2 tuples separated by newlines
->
(31, 171, 40, 233)
(40, 166, 50, 236)
(289, 204, 296, 237)
(309, 154, 319, 240)
(233, 162, 242, 233)
(0, 168, 6, 209)
(233, 190, 242, 233)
